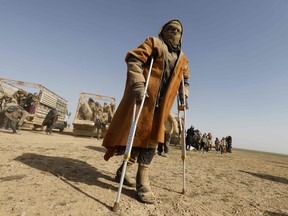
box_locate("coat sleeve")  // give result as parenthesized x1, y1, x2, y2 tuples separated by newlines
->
(126, 56, 145, 86)
(125, 37, 157, 86)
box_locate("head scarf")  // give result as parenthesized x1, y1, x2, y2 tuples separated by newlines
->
(159, 19, 183, 52)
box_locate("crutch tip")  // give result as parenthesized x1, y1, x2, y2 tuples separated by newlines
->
(181, 189, 186, 195)
(113, 202, 120, 212)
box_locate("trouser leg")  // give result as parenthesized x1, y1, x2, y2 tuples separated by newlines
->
(9, 120, 17, 133)
(157, 143, 163, 155)
(164, 133, 171, 154)
(1, 116, 8, 129)
(46, 124, 52, 134)
(49, 125, 53, 134)
(136, 148, 155, 165)
(97, 128, 102, 139)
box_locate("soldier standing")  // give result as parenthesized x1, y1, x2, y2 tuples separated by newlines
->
(102, 19, 190, 204)
(220, 137, 227, 154)
(0, 94, 18, 129)
(157, 113, 179, 157)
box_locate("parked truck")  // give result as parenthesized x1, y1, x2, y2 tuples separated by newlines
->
(72, 92, 116, 138)
(0, 77, 69, 132)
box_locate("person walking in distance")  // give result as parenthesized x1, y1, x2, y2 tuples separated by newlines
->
(102, 19, 190, 204)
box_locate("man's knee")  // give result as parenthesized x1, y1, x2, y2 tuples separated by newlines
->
(137, 148, 155, 165)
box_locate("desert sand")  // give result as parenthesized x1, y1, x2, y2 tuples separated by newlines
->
(0, 128, 287, 216)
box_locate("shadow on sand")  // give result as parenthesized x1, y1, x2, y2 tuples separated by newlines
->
(239, 170, 288, 185)
(14, 153, 136, 210)
(264, 210, 288, 216)
(85, 145, 107, 153)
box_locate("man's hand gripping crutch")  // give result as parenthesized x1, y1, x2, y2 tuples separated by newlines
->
(177, 75, 187, 195)
(113, 50, 157, 212)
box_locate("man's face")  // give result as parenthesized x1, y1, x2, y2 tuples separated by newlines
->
(162, 23, 182, 47)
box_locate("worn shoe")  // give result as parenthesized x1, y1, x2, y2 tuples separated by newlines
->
(136, 164, 155, 204)
(115, 171, 136, 187)
(137, 186, 155, 204)
(163, 153, 168, 157)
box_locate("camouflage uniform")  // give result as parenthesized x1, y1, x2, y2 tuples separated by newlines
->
(102, 102, 114, 123)
(220, 137, 227, 154)
(200, 133, 209, 151)
(157, 113, 179, 156)
(0, 94, 18, 129)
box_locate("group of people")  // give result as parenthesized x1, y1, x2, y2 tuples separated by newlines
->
(0, 90, 59, 135)
(78, 98, 113, 122)
(12, 89, 40, 114)
(77, 98, 115, 139)
(185, 125, 233, 153)
(0, 92, 30, 134)
(214, 136, 233, 154)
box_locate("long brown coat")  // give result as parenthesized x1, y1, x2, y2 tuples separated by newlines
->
(102, 36, 190, 161)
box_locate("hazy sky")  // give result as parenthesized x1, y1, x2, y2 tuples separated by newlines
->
(1, 0, 287, 154)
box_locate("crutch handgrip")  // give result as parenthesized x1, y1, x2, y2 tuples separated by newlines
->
(178, 105, 185, 111)
(151, 49, 158, 59)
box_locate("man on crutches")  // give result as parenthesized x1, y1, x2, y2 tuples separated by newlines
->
(102, 19, 190, 208)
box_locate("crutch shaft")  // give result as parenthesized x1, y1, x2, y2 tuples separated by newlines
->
(113, 52, 156, 212)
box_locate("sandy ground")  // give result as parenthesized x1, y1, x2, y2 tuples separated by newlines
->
(0, 128, 287, 216)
